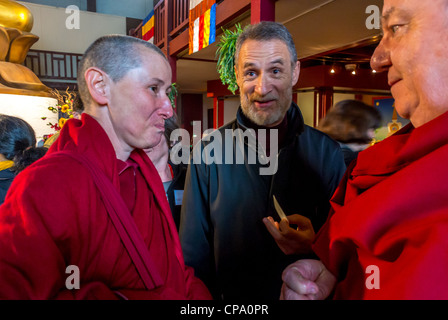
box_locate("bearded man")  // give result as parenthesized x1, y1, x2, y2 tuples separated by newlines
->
(180, 21, 346, 300)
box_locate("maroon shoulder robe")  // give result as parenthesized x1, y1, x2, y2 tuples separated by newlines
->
(313, 110, 448, 300)
(0, 114, 211, 300)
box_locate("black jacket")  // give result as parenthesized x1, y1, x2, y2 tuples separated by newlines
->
(0, 169, 15, 205)
(180, 103, 346, 300)
(166, 160, 187, 230)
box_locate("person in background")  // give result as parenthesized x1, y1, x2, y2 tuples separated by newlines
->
(145, 112, 187, 230)
(281, 0, 448, 300)
(317, 99, 382, 167)
(0, 115, 47, 205)
(180, 21, 346, 300)
(71, 95, 84, 119)
(0, 35, 211, 299)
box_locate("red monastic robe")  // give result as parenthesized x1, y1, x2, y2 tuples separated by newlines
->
(0, 114, 211, 300)
(313, 110, 448, 299)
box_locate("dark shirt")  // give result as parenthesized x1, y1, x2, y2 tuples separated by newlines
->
(0, 169, 15, 205)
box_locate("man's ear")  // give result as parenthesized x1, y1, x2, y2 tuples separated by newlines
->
(234, 65, 241, 87)
(291, 60, 300, 86)
(84, 67, 110, 106)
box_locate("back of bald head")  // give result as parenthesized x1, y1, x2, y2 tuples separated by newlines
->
(77, 34, 167, 107)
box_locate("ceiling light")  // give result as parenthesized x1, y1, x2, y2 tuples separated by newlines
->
(345, 64, 357, 75)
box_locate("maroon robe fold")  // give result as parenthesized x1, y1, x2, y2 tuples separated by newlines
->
(0, 114, 211, 300)
(313, 110, 448, 299)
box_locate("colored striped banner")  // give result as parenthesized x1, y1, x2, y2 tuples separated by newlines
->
(189, 0, 216, 54)
(142, 9, 154, 43)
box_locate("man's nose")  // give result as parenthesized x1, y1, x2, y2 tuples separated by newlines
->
(370, 40, 391, 73)
(254, 72, 271, 96)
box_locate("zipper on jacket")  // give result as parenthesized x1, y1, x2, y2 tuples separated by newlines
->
(268, 150, 282, 209)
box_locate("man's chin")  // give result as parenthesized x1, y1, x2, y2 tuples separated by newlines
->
(250, 110, 284, 127)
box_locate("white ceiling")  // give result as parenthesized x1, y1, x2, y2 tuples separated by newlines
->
(176, 0, 383, 93)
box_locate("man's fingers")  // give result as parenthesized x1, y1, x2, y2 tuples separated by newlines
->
(286, 214, 314, 230)
(262, 217, 281, 240)
(280, 283, 314, 300)
(278, 218, 291, 232)
(282, 266, 319, 296)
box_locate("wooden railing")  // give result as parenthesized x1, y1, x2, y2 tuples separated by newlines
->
(170, 0, 189, 37)
(154, 0, 166, 47)
(130, 0, 191, 49)
(25, 49, 82, 83)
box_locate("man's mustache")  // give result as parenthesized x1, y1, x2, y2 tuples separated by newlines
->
(250, 94, 277, 103)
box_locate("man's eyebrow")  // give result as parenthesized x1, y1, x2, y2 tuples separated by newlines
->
(241, 58, 286, 70)
(242, 62, 256, 69)
(270, 58, 285, 66)
(380, 6, 412, 31)
(381, 6, 395, 23)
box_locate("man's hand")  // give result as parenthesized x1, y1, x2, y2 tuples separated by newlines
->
(262, 214, 315, 255)
(280, 259, 336, 300)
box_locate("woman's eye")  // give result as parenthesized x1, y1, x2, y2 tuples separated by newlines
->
(150, 86, 158, 93)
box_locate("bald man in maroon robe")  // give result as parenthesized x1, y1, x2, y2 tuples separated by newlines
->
(281, 0, 448, 300)
(0, 35, 211, 300)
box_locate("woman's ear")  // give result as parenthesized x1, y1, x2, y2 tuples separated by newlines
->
(84, 67, 110, 106)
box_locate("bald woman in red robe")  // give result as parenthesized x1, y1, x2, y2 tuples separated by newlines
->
(281, 0, 448, 300)
(0, 35, 211, 300)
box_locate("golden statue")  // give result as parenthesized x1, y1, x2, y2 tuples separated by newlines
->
(387, 104, 403, 136)
(0, 0, 51, 97)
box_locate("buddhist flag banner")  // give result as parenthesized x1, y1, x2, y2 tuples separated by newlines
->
(189, 0, 216, 54)
(142, 9, 155, 43)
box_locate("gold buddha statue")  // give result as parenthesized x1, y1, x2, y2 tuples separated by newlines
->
(0, 0, 34, 32)
(0, 0, 51, 97)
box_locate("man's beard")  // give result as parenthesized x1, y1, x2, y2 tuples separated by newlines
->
(240, 94, 291, 127)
